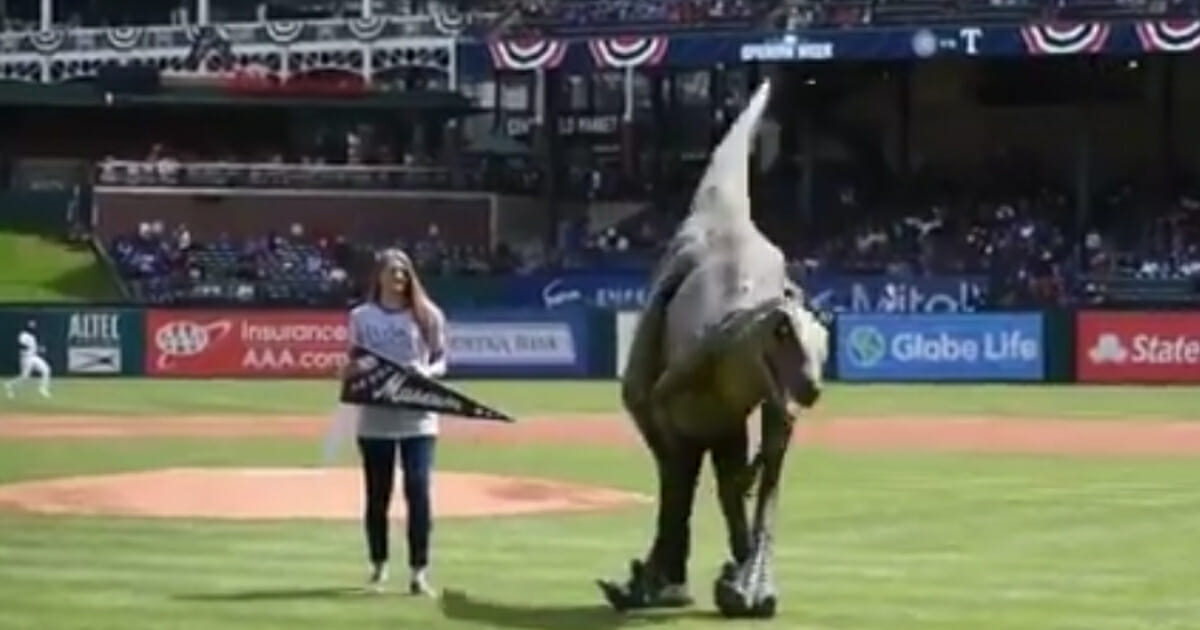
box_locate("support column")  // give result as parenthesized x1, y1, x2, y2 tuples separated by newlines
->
(709, 65, 724, 150)
(39, 0, 51, 30)
(1073, 59, 1093, 269)
(490, 72, 502, 132)
(620, 66, 635, 180)
(650, 71, 666, 210)
(896, 62, 912, 177)
(777, 77, 801, 220)
(362, 0, 372, 18)
(1159, 56, 1175, 196)
(546, 69, 565, 249)
(532, 69, 557, 248)
(445, 118, 463, 187)
(196, 0, 209, 25)
(801, 109, 814, 223)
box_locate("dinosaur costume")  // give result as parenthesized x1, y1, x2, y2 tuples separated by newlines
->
(597, 79, 830, 619)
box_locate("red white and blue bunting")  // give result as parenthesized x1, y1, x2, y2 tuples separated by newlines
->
(345, 16, 387, 41)
(263, 20, 305, 44)
(1135, 20, 1200, 52)
(587, 36, 668, 69)
(430, 3, 466, 36)
(487, 38, 567, 71)
(1020, 23, 1111, 55)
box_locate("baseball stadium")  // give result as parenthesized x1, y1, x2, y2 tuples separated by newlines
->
(3, 0, 1200, 628)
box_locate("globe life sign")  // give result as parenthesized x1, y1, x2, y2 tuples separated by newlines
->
(837, 313, 1045, 382)
(889, 331, 1038, 363)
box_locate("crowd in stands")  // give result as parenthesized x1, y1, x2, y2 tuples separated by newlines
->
(109, 221, 357, 305)
(67, 98, 1200, 311)
(100, 171, 1200, 309)
(513, 0, 760, 33)
(105, 218, 531, 305)
(89, 106, 1200, 309)
(102, 158, 1200, 306)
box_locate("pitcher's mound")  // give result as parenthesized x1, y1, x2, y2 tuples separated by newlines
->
(0, 468, 650, 521)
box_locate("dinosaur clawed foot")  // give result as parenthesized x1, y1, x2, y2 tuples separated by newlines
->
(596, 559, 693, 612)
(713, 558, 777, 619)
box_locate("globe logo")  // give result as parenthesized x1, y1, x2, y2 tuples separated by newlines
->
(911, 29, 937, 58)
(846, 325, 887, 367)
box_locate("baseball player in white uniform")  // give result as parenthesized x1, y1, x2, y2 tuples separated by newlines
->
(5, 320, 51, 399)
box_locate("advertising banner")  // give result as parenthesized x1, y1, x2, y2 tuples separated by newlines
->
(499, 272, 986, 313)
(443, 309, 590, 377)
(1076, 311, 1200, 383)
(615, 311, 641, 378)
(145, 310, 348, 377)
(837, 313, 1044, 381)
(62, 309, 144, 376)
(145, 308, 590, 378)
(0, 308, 144, 377)
(461, 22, 1186, 77)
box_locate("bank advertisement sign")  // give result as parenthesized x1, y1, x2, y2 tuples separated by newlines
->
(837, 313, 1044, 381)
(1077, 311, 1200, 383)
(144, 308, 589, 378)
(443, 308, 590, 377)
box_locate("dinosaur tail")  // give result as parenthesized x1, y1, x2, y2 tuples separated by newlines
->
(689, 79, 772, 221)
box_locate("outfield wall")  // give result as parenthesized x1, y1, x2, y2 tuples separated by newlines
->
(616, 309, 1200, 384)
(0, 306, 614, 379)
(1, 306, 1197, 383)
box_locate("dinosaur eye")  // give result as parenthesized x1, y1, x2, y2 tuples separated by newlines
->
(775, 321, 791, 338)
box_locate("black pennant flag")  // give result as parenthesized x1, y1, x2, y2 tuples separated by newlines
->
(339, 346, 516, 422)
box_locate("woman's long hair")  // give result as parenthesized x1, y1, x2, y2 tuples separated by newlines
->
(365, 248, 443, 360)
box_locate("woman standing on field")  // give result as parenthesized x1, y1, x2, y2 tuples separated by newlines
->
(341, 248, 448, 596)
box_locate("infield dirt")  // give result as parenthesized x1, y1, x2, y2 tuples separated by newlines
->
(5, 413, 1200, 455)
(2, 413, 1200, 521)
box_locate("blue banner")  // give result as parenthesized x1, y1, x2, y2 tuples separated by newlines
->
(836, 313, 1044, 381)
(805, 275, 986, 314)
(445, 308, 590, 377)
(506, 272, 985, 313)
(459, 20, 1200, 77)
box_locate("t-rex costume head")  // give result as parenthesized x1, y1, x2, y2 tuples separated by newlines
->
(597, 79, 829, 618)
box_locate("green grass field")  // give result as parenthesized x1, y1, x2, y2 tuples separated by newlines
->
(0, 233, 116, 302)
(2, 380, 1200, 630)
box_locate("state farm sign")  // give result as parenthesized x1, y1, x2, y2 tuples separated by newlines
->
(1077, 311, 1200, 382)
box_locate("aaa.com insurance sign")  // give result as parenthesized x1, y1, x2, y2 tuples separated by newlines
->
(146, 310, 349, 377)
(1077, 311, 1200, 383)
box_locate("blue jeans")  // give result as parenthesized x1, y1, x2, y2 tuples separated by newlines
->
(357, 436, 436, 569)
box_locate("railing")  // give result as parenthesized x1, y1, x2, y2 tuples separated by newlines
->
(0, 2, 469, 36)
(95, 159, 458, 190)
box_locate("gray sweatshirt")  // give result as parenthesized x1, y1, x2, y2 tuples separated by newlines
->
(345, 301, 448, 440)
